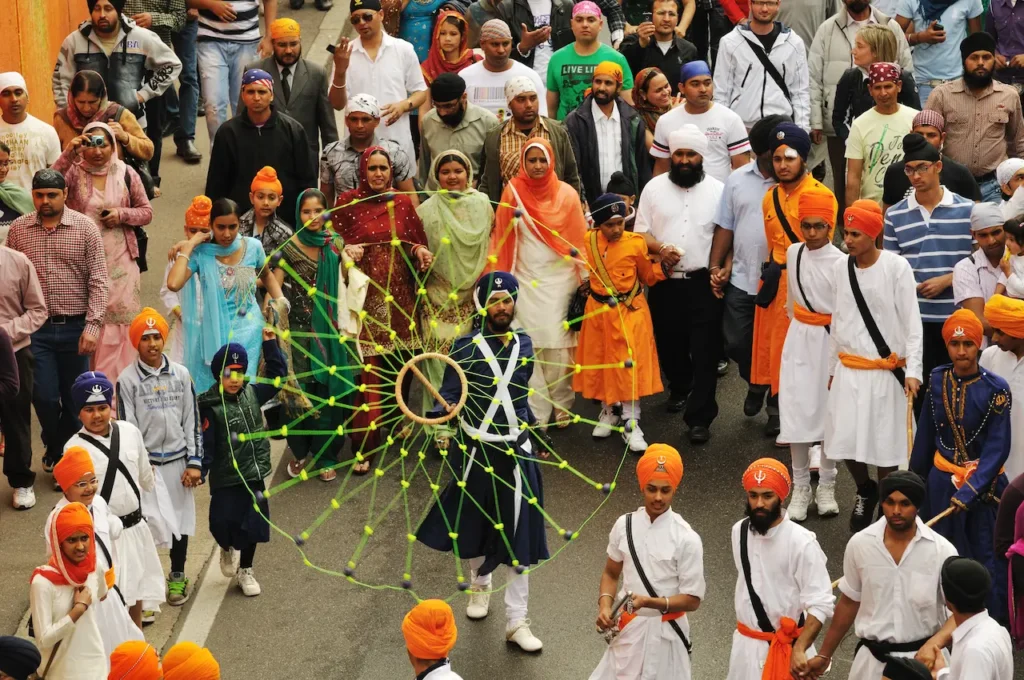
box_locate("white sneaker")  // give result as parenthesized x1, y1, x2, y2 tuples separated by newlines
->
(788, 484, 812, 522)
(236, 567, 261, 596)
(12, 487, 35, 510)
(592, 407, 619, 439)
(506, 619, 543, 652)
(622, 421, 648, 453)
(466, 588, 490, 620)
(219, 548, 239, 578)
(809, 444, 822, 472)
(815, 481, 840, 517)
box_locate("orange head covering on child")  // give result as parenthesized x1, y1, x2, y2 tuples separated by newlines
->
(162, 642, 220, 680)
(985, 294, 1024, 339)
(250, 166, 283, 195)
(636, 444, 683, 491)
(943, 309, 984, 347)
(53, 446, 95, 491)
(402, 600, 458, 660)
(743, 458, 792, 501)
(185, 195, 212, 228)
(129, 307, 169, 350)
(33, 502, 95, 587)
(798, 185, 837, 228)
(844, 199, 884, 240)
(108, 641, 161, 680)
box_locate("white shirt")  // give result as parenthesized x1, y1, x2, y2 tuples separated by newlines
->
(953, 252, 1001, 307)
(332, 32, 427, 163)
(527, 0, 554, 80)
(277, 60, 294, 92)
(591, 98, 622, 193)
(459, 60, 548, 123)
(422, 661, 465, 679)
(634, 173, 724, 274)
(650, 103, 751, 183)
(0, 114, 62, 191)
(30, 570, 108, 679)
(65, 421, 155, 518)
(980, 345, 1024, 480)
(938, 611, 1013, 680)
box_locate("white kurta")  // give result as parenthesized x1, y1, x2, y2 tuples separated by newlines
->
(979, 346, 1024, 480)
(511, 214, 580, 350)
(779, 243, 845, 443)
(590, 507, 706, 680)
(942, 610, 1013, 680)
(65, 421, 165, 606)
(825, 251, 923, 467)
(144, 457, 197, 547)
(838, 517, 957, 679)
(726, 515, 835, 679)
(30, 570, 108, 679)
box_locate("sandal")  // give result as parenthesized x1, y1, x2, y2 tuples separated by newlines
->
(287, 457, 307, 479)
(554, 409, 572, 429)
(434, 434, 450, 451)
(318, 468, 337, 482)
(398, 421, 414, 440)
(352, 459, 371, 475)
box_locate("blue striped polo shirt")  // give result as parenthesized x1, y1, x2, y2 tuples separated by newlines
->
(883, 187, 974, 323)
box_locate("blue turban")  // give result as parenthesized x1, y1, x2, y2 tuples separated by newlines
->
(211, 343, 249, 379)
(769, 122, 811, 161)
(590, 193, 628, 226)
(680, 60, 711, 84)
(0, 635, 41, 680)
(71, 371, 113, 411)
(474, 272, 519, 313)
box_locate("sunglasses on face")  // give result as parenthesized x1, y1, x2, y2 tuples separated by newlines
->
(351, 12, 376, 24)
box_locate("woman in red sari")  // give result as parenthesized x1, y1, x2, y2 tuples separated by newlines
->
(334, 146, 433, 472)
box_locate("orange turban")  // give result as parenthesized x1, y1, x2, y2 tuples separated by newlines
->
(985, 294, 1024, 339)
(844, 199, 884, 239)
(943, 308, 984, 347)
(185, 195, 212, 228)
(54, 446, 95, 491)
(250, 166, 283, 195)
(593, 60, 623, 84)
(42, 502, 95, 586)
(108, 641, 161, 680)
(798, 185, 837, 228)
(402, 600, 458, 660)
(636, 443, 683, 491)
(270, 17, 300, 40)
(162, 642, 220, 680)
(129, 307, 169, 349)
(743, 458, 792, 501)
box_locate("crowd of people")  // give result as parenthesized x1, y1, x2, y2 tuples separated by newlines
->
(7, 0, 1024, 676)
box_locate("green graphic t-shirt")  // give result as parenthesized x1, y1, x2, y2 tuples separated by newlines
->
(546, 43, 634, 120)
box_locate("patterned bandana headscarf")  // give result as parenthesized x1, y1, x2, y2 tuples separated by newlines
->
(593, 60, 623, 84)
(504, 76, 538, 104)
(479, 18, 512, 41)
(572, 0, 602, 16)
(241, 69, 273, 91)
(867, 61, 901, 85)
(346, 93, 381, 119)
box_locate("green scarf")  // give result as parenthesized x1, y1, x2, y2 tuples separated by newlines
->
(0, 181, 34, 218)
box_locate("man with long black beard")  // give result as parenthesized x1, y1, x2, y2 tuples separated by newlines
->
(727, 458, 833, 679)
(634, 124, 725, 444)
(803, 472, 958, 679)
(926, 32, 1024, 202)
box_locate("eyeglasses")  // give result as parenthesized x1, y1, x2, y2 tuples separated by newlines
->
(0, 160, 9, 168)
(350, 12, 376, 24)
(903, 162, 935, 177)
(751, 1, 779, 6)
(71, 478, 100, 490)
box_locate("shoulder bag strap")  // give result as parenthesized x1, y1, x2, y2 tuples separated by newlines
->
(846, 256, 906, 386)
(740, 35, 791, 101)
(773, 187, 802, 247)
(39, 640, 63, 679)
(739, 518, 776, 633)
(80, 423, 141, 505)
(795, 244, 816, 313)
(626, 514, 693, 654)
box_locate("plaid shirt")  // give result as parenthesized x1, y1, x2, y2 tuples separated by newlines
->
(6, 208, 109, 337)
(122, 0, 187, 46)
(318, 136, 415, 199)
(499, 118, 551, 184)
(239, 209, 294, 256)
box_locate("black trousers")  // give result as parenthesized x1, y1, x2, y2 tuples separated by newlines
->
(915, 320, 948, 416)
(144, 96, 164, 185)
(648, 273, 723, 427)
(1, 346, 34, 488)
(687, 5, 732, 72)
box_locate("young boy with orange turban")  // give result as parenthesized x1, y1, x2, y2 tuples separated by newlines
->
(728, 458, 833, 679)
(980, 294, 1024, 481)
(238, 166, 293, 255)
(159, 196, 213, 363)
(591, 443, 705, 680)
(911, 308, 1012, 621)
(825, 199, 923, 533)
(402, 600, 462, 679)
(108, 641, 161, 680)
(162, 641, 220, 680)
(116, 307, 202, 607)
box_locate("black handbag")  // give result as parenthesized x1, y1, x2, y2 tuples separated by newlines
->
(567, 280, 590, 332)
(121, 166, 149, 272)
(113, 107, 157, 200)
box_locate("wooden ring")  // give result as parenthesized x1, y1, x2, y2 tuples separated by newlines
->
(395, 352, 469, 426)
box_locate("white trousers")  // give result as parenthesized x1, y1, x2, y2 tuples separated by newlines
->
(470, 556, 529, 624)
(790, 442, 837, 487)
(527, 347, 576, 426)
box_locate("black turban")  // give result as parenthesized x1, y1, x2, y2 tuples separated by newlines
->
(749, 114, 792, 156)
(351, 0, 383, 12)
(605, 171, 635, 196)
(961, 31, 997, 60)
(430, 73, 466, 103)
(879, 470, 926, 508)
(769, 122, 810, 161)
(87, 0, 125, 13)
(590, 193, 628, 226)
(901, 133, 941, 164)
(942, 555, 991, 613)
(32, 168, 66, 191)
(0, 636, 42, 680)
(882, 656, 932, 680)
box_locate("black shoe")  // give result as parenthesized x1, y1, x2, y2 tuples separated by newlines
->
(197, 96, 206, 117)
(176, 140, 203, 164)
(849, 480, 879, 533)
(811, 162, 827, 181)
(764, 414, 780, 437)
(743, 388, 766, 417)
(290, 0, 304, 7)
(665, 392, 688, 413)
(716, 359, 729, 376)
(162, 116, 180, 138)
(688, 426, 710, 444)
(315, 0, 333, 8)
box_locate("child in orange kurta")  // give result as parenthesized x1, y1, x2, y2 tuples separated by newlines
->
(573, 194, 668, 454)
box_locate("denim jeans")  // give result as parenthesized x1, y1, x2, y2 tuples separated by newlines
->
(978, 176, 1002, 203)
(169, 20, 200, 143)
(31, 318, 90, 463)
(197, 39, 259, 142)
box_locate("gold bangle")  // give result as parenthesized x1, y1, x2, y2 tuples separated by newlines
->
(598, 593, 614, 603)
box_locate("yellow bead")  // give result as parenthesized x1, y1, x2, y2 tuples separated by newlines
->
(307, 286, 318, 297)
(331, 499, 340, 509)
(238, 432, 247, 442)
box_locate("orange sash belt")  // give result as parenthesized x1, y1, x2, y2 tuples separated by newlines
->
(793, 303, 831, 327)
(736, 618, 803, 680)
(838, 352, 906, 371)
(104, 567, 115, 590)
(618, 609, 684, 630)
(932, 451, 1002, 491)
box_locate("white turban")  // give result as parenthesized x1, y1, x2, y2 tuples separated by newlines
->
(0, 72, 27, 95)
(504, 76, 537, 104)
(998, 158, 1024, 187)
(668, 123, 708, 157)
(346, 93, 380, 119)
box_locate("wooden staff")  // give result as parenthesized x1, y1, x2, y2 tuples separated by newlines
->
(395, 352, 469, 426)
(829, 506, 956, 590)
(906, 393, 915, 461)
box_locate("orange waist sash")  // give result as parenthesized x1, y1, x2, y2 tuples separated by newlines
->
(618, 609, 684, 630)
(736, 618, 803, 680)
(793, 303, 831, 326)
(838, 352, 906, 371)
